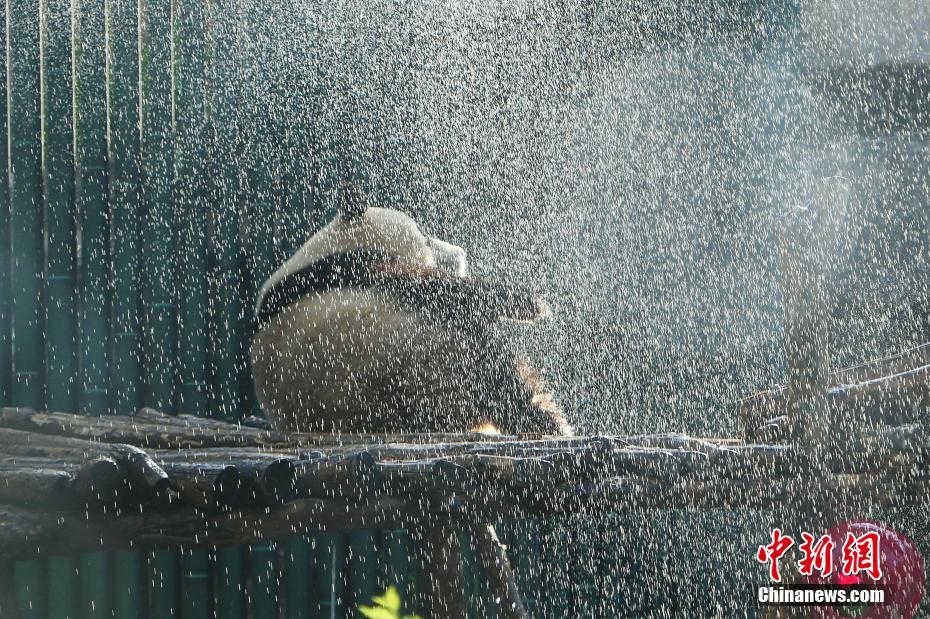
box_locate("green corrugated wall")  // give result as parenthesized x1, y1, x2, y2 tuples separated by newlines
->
(0, 1, 440, 616)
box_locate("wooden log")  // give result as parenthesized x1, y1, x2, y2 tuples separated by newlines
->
(0, 463, 74, 507)
(296, 452, 377, 499)
(777, 187, 856, 530)
(75, 456, 127, 508)
(2, 403, 929, 562)
(832, 341, 930, 385)
(162, 460, 291, 510)
(121, 443, 175, 505)
(154, 448, 304, 463)
(0, 406, 525, 449)
(138, 431, 930, 506)
(2, 460, 929, 561)
(619, 433, 737, 453)
(212, 462, 275, 508)
(739, 341, 930, 420)
(161, 461, 233, 511)
(831, 364, 930, 425)
(365, 436, 618, 467)
(0, 427, 919, 515)
(0, 426, 106, 459)
(211, 465, 246, 507)
(0, 433, 174, 506)
(260, 458, 300, 505)
(156, 453, 376, 510)
(16, 407, 885, 474)
(0, 407, 287, 448)
(469, 523, 528, 619)
(740, 363, 930, 434)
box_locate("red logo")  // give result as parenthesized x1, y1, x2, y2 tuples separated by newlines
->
(841, 531, 882, 581)
(799, 532, 835, 577)
(757, 528, 794, 582)
(758, 528, 881, 582)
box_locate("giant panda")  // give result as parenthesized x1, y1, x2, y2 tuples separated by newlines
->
(249, 188, 572, 436)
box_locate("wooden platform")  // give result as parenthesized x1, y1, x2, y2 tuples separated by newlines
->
(2, 405, 927, 555)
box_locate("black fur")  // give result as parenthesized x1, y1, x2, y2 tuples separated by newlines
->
(256, 250, 547, 329)
(257, 250, 393, 326)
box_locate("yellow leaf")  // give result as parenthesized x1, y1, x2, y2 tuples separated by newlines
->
(370, 586, 401, 613)
(357, 605, 396, 619)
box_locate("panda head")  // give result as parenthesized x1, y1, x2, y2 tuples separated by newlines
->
(255, 187, 468, 317)
(331, 185, 468, 277)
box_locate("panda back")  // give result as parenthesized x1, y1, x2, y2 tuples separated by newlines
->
(250, 288, 470, 431)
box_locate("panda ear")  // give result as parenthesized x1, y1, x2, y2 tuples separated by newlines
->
(339, 184, 368, 222)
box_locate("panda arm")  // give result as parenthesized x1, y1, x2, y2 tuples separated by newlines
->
(375, 263, 550, 324)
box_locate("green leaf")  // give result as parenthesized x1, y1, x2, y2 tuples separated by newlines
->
(358, 605, 396, 619)
(371, 586, 402, 613)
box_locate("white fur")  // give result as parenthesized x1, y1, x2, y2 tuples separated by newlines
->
(250, 288, 477, 431)
(427, 237, 468, 277)
(255, 207, 467, 317)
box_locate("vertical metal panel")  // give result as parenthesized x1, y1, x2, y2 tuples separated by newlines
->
(46, 556, 76, 619)
(106, 0, 141, 416)
(270, 11, 317, 268)
(138, 0, 175, 413)
(237, 5, 275, 418)
(247, 542, 279, 619)
(174, 0, 208, 417)
(274, 142, 301, 264)
(214, 545, 245, 619)
(270, 71, 290, 267)
(7, 0, 43, 410)
(181, 548, 212, 618)
(283, 536, 313, 619)
(205, 0, 243, 421)
(12, 559, 45, 619)
(348, 530, 378, 611)
(237, 7, 275, 295)
(277, 8, 327, 257)
(406, 528, 426, 619)
(315, 534, 347, 619)
(520, 519, 540, 615)
(148, 548, 179, 617)
(79, 551, 110, 618)
(379, 529, 415, 608)
(112, 550, 143, 616)
(41, 0, 75, 413)
(73, 0, 110, 416)
(0, 0, 10, 407)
